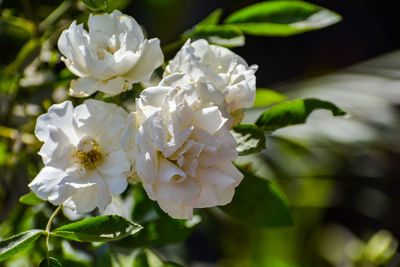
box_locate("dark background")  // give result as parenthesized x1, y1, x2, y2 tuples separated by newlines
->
(128, 0, 400, 87)
(1, 1, 400, 265)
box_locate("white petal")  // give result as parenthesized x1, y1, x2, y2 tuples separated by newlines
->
(88, 13, 117, 37)
(38, 125, 75, 169)
(28, 166, 68, 201)
(114, 12, 144, 49)
(157, 157, 185, 183)
(68, 186, 98, 213)
(69, 77, 98, 97)
(216, 162, 243, 185)
(74, 99, 128, 152)
(147, 110, 169, 151)
(48, 184, 76, 206)
(101, 195, 133, 220)
(135, 148, 157, 184)
(157, 198, 193, 219)
(120, 113, 137, 165)
(35, 101, 77, 143)
(215, 186, 236, 206)
(57, 21, 89, 77)
(112, 50, 140, 74)
(80, 46, 117, 80)
(139, 86, 170, 108)
(196, 82, 225, 106)
(98, 76, 130, 97)
(68, 173, 111, 213)
(154, 178, 200, 204)
(97, 150, 130, 176)
(142, 181, 157, 200)
(123, 38, 164, 83)
(196, 167, 236, 189)
(188, 184, 219, 208)
(193, 106, 227, 135)
(103, 174, 128, 195)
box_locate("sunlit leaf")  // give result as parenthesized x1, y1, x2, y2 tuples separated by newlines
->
(222, 170, 293, 228)
(80, 0, 107, 10)
(188, 24, 245, 47)
(118, 212, 196, 248)
(255, 98, 346, 133)
(0, 230, 44, 261)
(198, 8, 223, 26)
(183, 8, 223, 37)
(19, 192, 44, 205)
(254, 88, 286, 107)
(53, 215, 142, 242)
(39, 257, 62, 267)
(232, 124, 266, 156)
(225, 1, 341, 36)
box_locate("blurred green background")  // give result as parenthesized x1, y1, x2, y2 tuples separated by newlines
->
(1, 0, 400, 266)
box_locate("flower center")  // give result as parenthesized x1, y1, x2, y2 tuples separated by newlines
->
(74, 136, 103, 170)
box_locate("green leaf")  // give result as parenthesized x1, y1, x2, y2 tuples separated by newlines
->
(53, 215, 142, 242)
(198, 8, 223, 26)
(182, 9, 245, 47)
(105, 0, 130, 12)
(254, 88, 286, 107)
(183, 8, 223, 37)
(19, 192, 44, 205)
(117, 186, 199, 248)
(80, 0, 107, 10)
(232, 124, 266, 156)
(188, 24, 245, 47)
(0, 230, 44, 261)
(222, 170, 293, 228)
(255, 98, 346, 133)
(117, 213, 196, 248)
(224, 1, 342, 36)
(39, 257, 62, 267)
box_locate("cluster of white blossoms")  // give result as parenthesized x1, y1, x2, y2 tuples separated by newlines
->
(58, 10, 163, 97)
(29, 10, 257, 219)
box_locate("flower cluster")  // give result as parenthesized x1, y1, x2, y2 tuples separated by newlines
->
(29, 10, 257, 219)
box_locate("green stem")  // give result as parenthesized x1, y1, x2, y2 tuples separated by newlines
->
(45, 205, 62, 264)
(39, 0, 72, 33)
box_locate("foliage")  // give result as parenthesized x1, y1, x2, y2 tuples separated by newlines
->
(3, 0, 387, 267)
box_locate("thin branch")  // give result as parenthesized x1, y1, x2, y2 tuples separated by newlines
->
(45, 205, 62, 264)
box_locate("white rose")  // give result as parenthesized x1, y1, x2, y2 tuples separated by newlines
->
(58, 10, 164, 97)
(29, 100, 132, 213)
(134, 77, 243, 219)
(164, 39, 257, 112)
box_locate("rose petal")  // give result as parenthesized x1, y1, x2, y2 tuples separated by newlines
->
(69, 77, 98, 97)
(35, 101, 78, 144)
(157, 157, 185, 183)
(97, 150, 130, 176)
(157, 198, 193, 219)
(28, 166, 68, 201)
(196, 167, 236, 189)
(193, 106, 227, 135)
(123, 38, 164, 83)
(154, 178, 200, 204)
